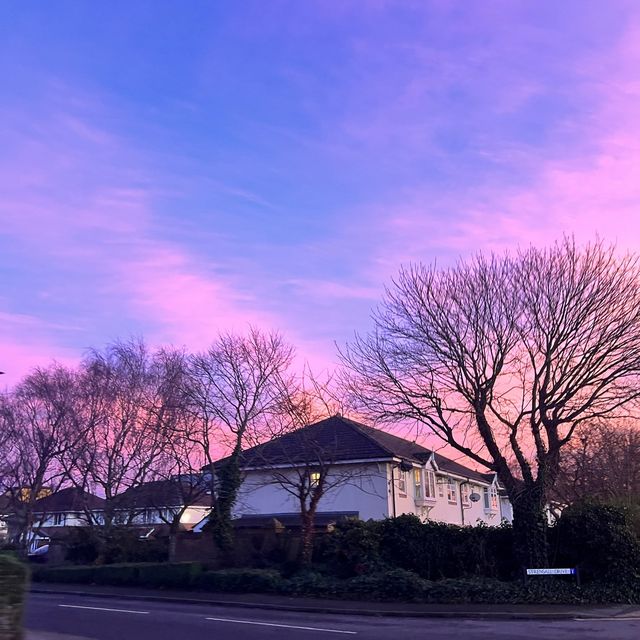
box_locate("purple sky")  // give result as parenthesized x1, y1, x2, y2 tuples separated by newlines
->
(2, 1, 640, 387)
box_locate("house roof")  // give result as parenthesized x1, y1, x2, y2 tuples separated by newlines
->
(33, 487, 105, 514)
(212, 415, 495, 485)
(233, 511, 359, 529)
(116, 480, 211, 510)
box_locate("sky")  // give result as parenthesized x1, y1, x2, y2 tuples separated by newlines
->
(2, 0, 640, 388)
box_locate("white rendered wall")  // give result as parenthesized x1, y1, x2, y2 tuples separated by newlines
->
(235, 462, 390, 521)
(235, 461, 513, 527)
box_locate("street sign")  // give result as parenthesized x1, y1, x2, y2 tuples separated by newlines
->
(526, 568, 576, 576)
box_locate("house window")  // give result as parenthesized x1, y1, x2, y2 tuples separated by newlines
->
(490, 486, 499, 510)
(398, 471, 407, 496)
(414, 469, 423, 499)
(52, 513, 65, 526)
(437, 477, 445, 498)
(484, 486, 499, 510)
(461, 483, 470, 506)
(425, 471, 436, 499)
(310, 471, 321, 488)
(446, 478, 457, 504)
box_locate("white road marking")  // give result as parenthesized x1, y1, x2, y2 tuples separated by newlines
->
(205, 616, 357, 634)
(575, 617, 640, 621)
(59, 604, 149, 615)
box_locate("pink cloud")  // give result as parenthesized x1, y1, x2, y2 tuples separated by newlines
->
(0, 85, 335, 377)
(332, 19, 640, 278)
(0, 312, 79, 388)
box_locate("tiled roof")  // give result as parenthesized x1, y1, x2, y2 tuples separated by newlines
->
(33, 487, 105, 513)
(433, 452, 495, 484)
(212, 415, 496, 485)
(116, 480, 211, 509)
(233, 511, 359, 529)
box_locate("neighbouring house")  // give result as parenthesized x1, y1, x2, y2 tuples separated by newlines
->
(115, 480, 211, 533)
(0, 494, 11, 541)
(25, 487, 106, 555)
(32, 487, 105, 529)
(200, 415, 513, 528)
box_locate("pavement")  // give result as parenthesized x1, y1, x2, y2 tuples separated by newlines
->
(29, 581, 640, 620)
(23, 590, 640, 640)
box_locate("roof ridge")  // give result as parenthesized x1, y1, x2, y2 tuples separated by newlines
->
(349, 419, 433, 456)
(342, 418, 398, 458)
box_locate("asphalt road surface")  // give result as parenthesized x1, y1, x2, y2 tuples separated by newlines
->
(25, 592, 640, 640)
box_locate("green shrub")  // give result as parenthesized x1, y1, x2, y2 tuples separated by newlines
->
(322, 516, 518, 581)
(0, 554, 28, 640)
(32, 565, 96, 584)
(65, 528, 169, 565)
(32, 561, 204, 590)
(323, 519, 382, 576)
(196, 569, 282, 593)
(553, 501, 640, 584)
(280, 571, 340, 597)
(91, 564, 139, 586)
(347, 569, 429, 601)
(136, 562, 203, 588)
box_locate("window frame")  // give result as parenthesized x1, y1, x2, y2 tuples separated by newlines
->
(425, 470, 436, 499)
(414, 469, 423, 499)
(397, 471, 407, 497)
(310, 471, 321, 488)
(446, 478, 458, 504)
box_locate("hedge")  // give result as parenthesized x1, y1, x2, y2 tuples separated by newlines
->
(33, 562, 204, 589)
(31, 563, 640, 605)
(0, 554, 28, 640)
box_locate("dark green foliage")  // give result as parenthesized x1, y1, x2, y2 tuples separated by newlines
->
(33, 565, 96, 584)
(0, 554, 28, 640)
(323, 516, 518, 581)
(323, 518, 383, 576)
(196, 568, 281, 593)
(553, 501, 640, 584)
(347, 568, 429, 601)
(136, 562, 204, 588)
(28, 504, 640, 604)
(280, 570, 341, 596)
(64, 528, 169, 565)
(29, 560, 640, 604)
(64, 528, 99, 564)
(91, 564, 139, 586)
(32, 562, 204, 588)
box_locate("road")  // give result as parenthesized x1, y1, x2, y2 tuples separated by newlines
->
(25, 592, 640, 640)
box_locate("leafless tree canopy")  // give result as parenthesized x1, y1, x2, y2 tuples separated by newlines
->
(0, 364, 84, 545)
(340, 239, 640, 563)
(553, 421, 640, 506)
(253, 371, 359, 565)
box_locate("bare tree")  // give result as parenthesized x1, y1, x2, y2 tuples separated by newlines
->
(255, 372, 366, 566)
(340, 239, 640, 566)
(141, 347, 212, 561)
(183, 328, 295, 551)
(64, 339, 171, 559)
(553, 421, 640, 507)
(0, 365, 83, 551)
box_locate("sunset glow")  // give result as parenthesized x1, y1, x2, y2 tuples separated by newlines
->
(2, 1, 640, 386)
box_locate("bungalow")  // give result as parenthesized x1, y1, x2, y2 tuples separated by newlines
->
(115, 479, 211, 532)
(203, 415, 512, 527)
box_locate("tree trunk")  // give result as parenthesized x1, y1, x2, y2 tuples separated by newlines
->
(511, 484, 549, 569)
(299, 511, 315, 567)
(168, 529, 178, 563)
(210, 458, 242, 553)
